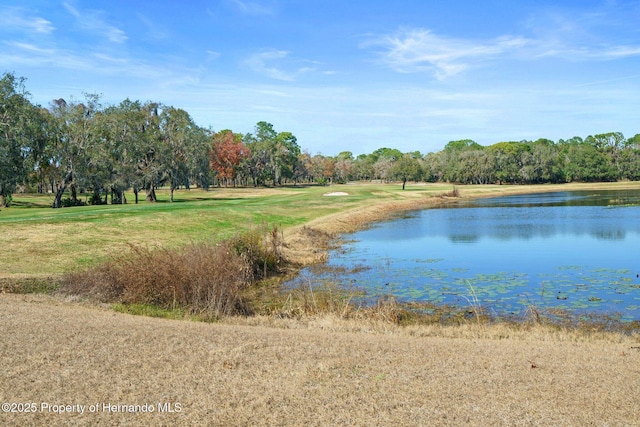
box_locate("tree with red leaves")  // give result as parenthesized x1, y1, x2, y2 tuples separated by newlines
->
(209, 130, 250, 186)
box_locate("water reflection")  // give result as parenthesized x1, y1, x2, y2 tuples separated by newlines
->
(404, 193, 640, 243)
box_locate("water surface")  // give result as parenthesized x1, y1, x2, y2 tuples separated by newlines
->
(288, 190, 640, 321)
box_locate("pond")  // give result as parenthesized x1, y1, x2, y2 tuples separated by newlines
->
(286, 189, 640, 321)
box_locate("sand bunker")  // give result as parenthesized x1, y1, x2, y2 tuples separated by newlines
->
(323, 191, 349, 196)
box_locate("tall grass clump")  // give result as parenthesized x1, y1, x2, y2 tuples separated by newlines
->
(441, 185, 460, 198)
(61, 226, 284, 320)
(231, 225, 283, 277)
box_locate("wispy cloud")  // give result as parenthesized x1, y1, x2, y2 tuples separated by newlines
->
(206, 50, 221, 60)
(524, 9, 640, 62)
(364, 28, 529, 79)
(1, 42, 89, 70)
(243, 49, 314, 81)
(227, 0, 274, 16)
(600, 46, 640, 59)
(534, 43, 640, 61)
(366, 21, 640, 79)
(63, 2, 127, 43)
(136, 13, 169, 40)
(7, 41, 55, 55)
(2, 39, 191, 83)
(0, 7, 55, 35)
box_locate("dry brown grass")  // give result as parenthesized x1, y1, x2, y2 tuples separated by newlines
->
(61, 241, 252, 319)
(1, 293, 639, 426)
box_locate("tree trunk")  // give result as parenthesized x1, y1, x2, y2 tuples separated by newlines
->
(53, 172, 73, 208)
(91, 188, 101, 205)
(70, 184, 78, 203)
(53, 187, 65, 208)
(145, 185, 157, 202)
(134, 187, 139, 204)
(38, 170, 45, 194)
(0, 193, 7, 208)
(111, 187, 124, 204)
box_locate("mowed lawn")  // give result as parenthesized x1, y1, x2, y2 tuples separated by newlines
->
(0, 183, 454, 277)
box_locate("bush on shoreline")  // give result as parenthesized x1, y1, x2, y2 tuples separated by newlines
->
(61, 226, 284, 320)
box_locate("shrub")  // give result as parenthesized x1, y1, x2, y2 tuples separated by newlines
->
(230, 225, 282, 278)
(61, 197, 87, 207)
(61, 227, 285, 320)
(88, 192, 106, 205)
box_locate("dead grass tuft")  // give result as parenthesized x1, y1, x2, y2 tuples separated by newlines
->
(267, 282, 460, 327)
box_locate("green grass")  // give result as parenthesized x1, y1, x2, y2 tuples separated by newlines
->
(0, 183, 446, 277)
(112, 303, 190, 320)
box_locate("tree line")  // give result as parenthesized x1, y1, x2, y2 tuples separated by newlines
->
(1, 72, 639, 208)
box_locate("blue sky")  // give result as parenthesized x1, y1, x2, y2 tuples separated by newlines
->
(2, 0, 640, 155)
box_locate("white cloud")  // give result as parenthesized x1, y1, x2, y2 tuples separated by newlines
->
(7, 41, 55, 55)
(3, 39, 198, 85)
(0, 7, 55, 34)
(365, 28, 530, 79)
(366, 24, 640, 79)
(227, 0, 274, 15)
(136, 13, 170, 40)
(243, 49, 315, 81)
(522, 6, 640, 61)
(33, 17, 55, 34)
(206, 50, 221, 60)
(63, 2, 127, 43)
(603, 46, 640, 59)
(582, 45, 640, 60)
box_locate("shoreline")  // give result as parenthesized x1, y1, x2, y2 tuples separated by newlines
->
(274, 181, 640, 330)
(280, 192, 458, 266)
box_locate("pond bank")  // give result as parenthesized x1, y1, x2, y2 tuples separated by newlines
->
(276, 182, 640, 330)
